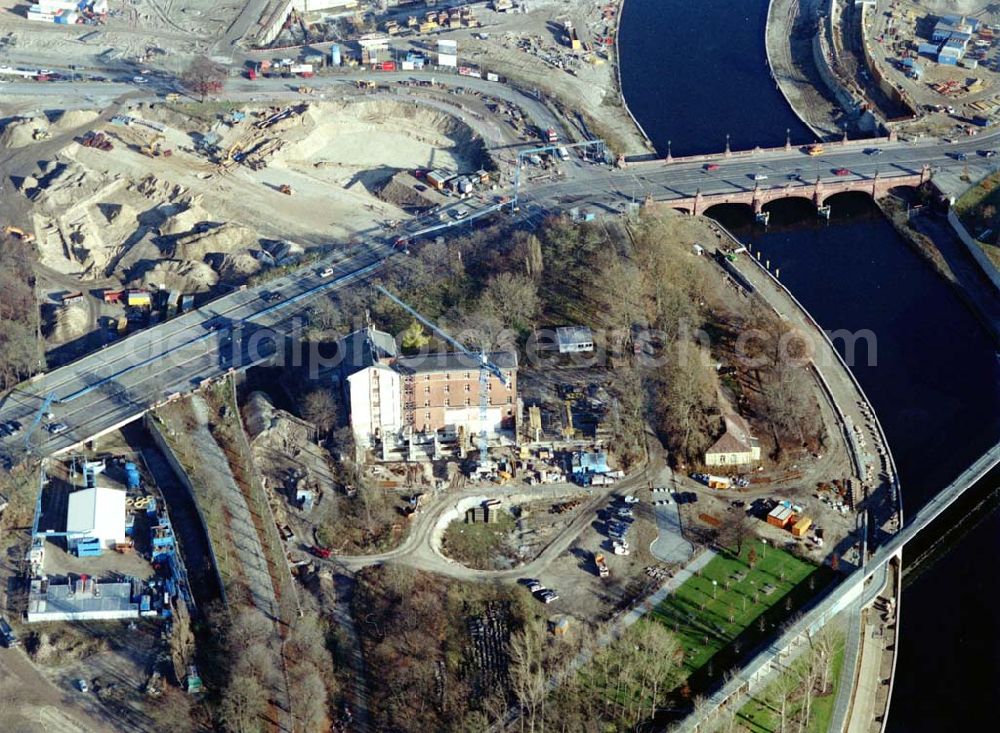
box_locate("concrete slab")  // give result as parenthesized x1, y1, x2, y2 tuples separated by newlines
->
(650, 501, 694, 564)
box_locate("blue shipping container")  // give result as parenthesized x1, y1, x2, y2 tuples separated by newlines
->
(939, 55, 959, 65)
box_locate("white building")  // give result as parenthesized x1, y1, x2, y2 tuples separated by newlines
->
(292, 0, 356, 11)
(66, 487, 127, 550)
(555, 326, 594, 353)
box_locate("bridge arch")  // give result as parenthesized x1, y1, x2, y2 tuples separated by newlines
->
(703, 201, 753, 219)
(671, 206, 692, 215)
(886, 184, 921, 203)
(822, 190, 876, 208)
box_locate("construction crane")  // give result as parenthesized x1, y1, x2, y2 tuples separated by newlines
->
(375, 286, 510, 470)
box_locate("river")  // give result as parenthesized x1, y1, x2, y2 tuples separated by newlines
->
(618, 1, 1000, 729)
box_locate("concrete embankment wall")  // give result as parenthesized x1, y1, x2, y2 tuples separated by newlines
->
(856, 2, 918, 121)
(765, 0, 825, 139)
(947, 208, 1000, 293)
(812, 5, 879, 133)
(145, 410, 229, 608)
(614, 0, 656, 153)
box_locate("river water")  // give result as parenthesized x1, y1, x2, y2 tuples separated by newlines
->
(618, 1, 1000, 729)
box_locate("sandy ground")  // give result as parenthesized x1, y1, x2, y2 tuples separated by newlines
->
(381, 1, 652, 155)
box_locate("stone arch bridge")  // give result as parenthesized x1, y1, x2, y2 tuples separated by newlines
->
(662, 166, 930, 216)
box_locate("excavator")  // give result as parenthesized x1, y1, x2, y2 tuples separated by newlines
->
(3, 225, 35, 244)
(139, 133, 169, 158)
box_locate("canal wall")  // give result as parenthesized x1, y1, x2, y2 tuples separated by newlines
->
(765, 0, 835, 139)
(614, 0, 655, 153)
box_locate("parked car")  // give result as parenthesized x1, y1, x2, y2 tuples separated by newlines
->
(864, 147, 883, 155)
(46, 422, 68, 434)
(319, 267, 335, 278)
(76, 679, 89, 693)
(623, 495, 639, 504)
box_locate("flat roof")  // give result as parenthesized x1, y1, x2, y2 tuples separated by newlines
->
(555, 325, 594, 345)
(27, 579, 138, 620)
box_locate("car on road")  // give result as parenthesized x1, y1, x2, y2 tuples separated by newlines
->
(1, 420, 22, 437)
(46, 422, 68, 434)
(704, 163, 720, 171)
(319, 267, 335, 278)
(950, 152, 968, 161)
(833, 168, 851, 176)
(979, 150, 998, 157)
(623, 495, 639, 504)
(750, 173, 768, 181)
(132, 76, 148, 84)
(76, 679, 89, 693)
(309, 545, 332, 559)
(864, 147, 883, 155)
(262, 291, 283, 303)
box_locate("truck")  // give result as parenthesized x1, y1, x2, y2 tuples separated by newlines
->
(0, 615, 18, 648)
(544, 127, 558, 143)
(595, 553, 609, 578)
(807, 144, 825, 156)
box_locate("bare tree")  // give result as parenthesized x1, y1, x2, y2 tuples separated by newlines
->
(181, 56, 227, 101)
(719, 510, 753, 557)
(301, 388, 339, 436)
(478, 271, 540, 331)
(510, 626, 548, 733)
(219, 672, 266, 733)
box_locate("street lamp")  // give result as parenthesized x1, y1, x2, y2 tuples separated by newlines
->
(725, 133, 731, 155)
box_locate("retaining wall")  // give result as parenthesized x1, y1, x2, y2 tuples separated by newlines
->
(145, 411, 229, 608)
(947, 208, 1000, 293)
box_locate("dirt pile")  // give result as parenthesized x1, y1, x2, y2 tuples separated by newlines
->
(160, 201, 214, 236)
(53, 110, 100, 131)
(0, 117, 47, 149)
(47, 305, 89, 344)
(373, 171, 437, 209)
(172, 222, 259, 261)
(131, 258, 219, 292)
(215, 250, 263, 280)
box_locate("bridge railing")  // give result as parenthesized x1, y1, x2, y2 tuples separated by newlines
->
(624, 135, 895, 166)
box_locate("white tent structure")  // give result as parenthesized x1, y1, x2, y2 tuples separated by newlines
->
(66, 487, 127, 550)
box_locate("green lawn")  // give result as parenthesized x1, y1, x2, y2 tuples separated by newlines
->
(651, 544, 818, 674)
(736, 626, 847, 733)
(953, 171, 1000, 270)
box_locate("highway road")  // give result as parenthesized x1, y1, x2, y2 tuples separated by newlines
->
(0, 240, 390, 463)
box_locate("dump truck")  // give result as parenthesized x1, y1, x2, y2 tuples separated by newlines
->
(595, 553, 609, 578)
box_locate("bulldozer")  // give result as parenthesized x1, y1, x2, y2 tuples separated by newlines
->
(278, 184, 294, 195)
